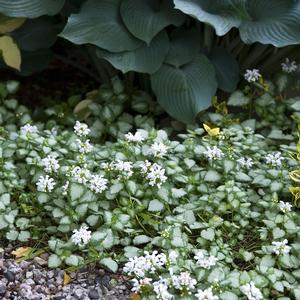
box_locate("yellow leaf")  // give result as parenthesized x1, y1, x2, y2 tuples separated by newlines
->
(63, 272, 72, 285)
(130, 293, 140, 300)
(290, 170, 300, 183)
(12, 246, 32, 258)
(0, 35, 21, 70)
(289, 187, 300, 198)
(0, 14, 26, 34)
(203, 123, 220, 137)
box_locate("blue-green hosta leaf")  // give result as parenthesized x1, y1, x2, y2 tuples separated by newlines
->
(151, 54, 217, 123)
(120, 0, 184, 44)
(59, 0, 142, 52)
(165, 27, 200, 68)
(11, 16, 63, 51)
(173, 0, 241, 36)
(0, 0, 65, 18)
(97, 30, 169, 74)
(240, 0, 300, 46)
(174, 0, 300, 47)
(209, 47, 239, 92)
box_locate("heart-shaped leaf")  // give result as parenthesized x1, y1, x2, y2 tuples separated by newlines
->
(97, 30, 169, 74)
(0, 0, 65, 18)
(120, 0, 184, 44)
(165, 27, 200, 68)
(60, 0, 142, 52)
(151, 53, 217, 123)
(174, 0, 300, 47)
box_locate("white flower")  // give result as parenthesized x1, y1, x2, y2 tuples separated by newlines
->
(237, 157, 254, 169)
(113, 160, 133, 177)
(278, 201, 292, 213)
(203, 146, 224, 160)
(41, 155, 60, 173)
(194, 250, 218, 269)
(144, 251, 167, 271)
(168, 251, 178, 263)
(71, 225, 91, 246)
(62, 181, 69, 195)
(265, 152, 284, 167)
(140, 160, 152, 174)
(74, 121, 90, 137)
(153, 278, 173, 300)
(281, 58, 297, 73)
(171, 271, 197, 292)
(125, 131, 145, 143)
(123, 256, 151, 278)
(89, 174, 108, 193)
(151, 142, 168, 158)
(240, 282, 263, 300)
(272, 239, 291, 255)
(70, 166, 91, 184)
(36, 175, 56, 192)
(195, 287, 219, 300)
(131, 278, 152, 293)
(244, 69, 261, 82)
(145, 163, 167, 188)
(20, 124, 38, 135)
(76, 139, 93, 154)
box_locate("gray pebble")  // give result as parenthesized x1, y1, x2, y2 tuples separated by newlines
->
(88, 289, 100, 299)
(4, 270, 15, 282)
(0, 283, 6, 296)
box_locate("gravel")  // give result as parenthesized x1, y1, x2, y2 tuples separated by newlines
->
(0, 246, 131, 300)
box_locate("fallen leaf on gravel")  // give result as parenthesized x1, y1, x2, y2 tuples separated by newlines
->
(12, 247, 32, 258)
(130, 293, 140, 300)
(63, 272, 72, 285)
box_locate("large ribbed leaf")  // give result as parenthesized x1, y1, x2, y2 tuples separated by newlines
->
(173, 0, 241, 36)
(209, 47, 239, 92)
(0, 0, 65, 18)
(165, 27, 200, 68)
(11, 17, 63, 51)
(240, 1, 300, 46)
(120, 0, 184, 44)
(59, 0, 142, 52)
(151, 54, 217, 123)
(173, 0, 300, 47)
(97, 31, 169, 74)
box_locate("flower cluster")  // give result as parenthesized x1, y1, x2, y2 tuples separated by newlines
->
(265, 152, 284, 167)
(203, 146, 224, 160)
(244, 69, 261, 82)
(194, 250, 218, 269)
(140, 161, 167, 188)
(240, 282, 263, 300)
(281, 58, 297, 73)
(41, 155, 60, 173)
(125, 131, 145, 143)
(272, 239, 291, 255)
(36, 175, 56, 192)
(71, 225, 92, 246)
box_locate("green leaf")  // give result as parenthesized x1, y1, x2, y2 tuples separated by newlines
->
(201, 228, 215, 241)
(70, 183, 85, 201)
(99, 257, 118, 272)
(260, 255, 275, 267)
(133, 235, 151, 245)
(120, 0, 184, 44)
(174, 0, 300, 47)
(272, 227, 285, 239)
(209, 46, 239, 92)
(204, 170, 221, 182)
(18, 230, 30, 242)
(165, 27, 200, 68)
(174, 0, 241, 36)
(65, 254, 81, 266)
(60, 0, 142, 52)
(11, 16, 62, 51)
(97, 30, 169, 74)
(48, 254, 62, 268)
(228, 91, 250, 106)
(220, 292, 238, 300)
(151, 54, 217, 124)
(0, 0, 65, 18)
(148, 199, 164, 212)
(0, 15, 25, 34)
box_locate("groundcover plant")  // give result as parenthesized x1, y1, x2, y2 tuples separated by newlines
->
(0, 65, 300, 299)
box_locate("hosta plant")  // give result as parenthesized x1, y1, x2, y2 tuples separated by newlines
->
(0, 0, 300, 123)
